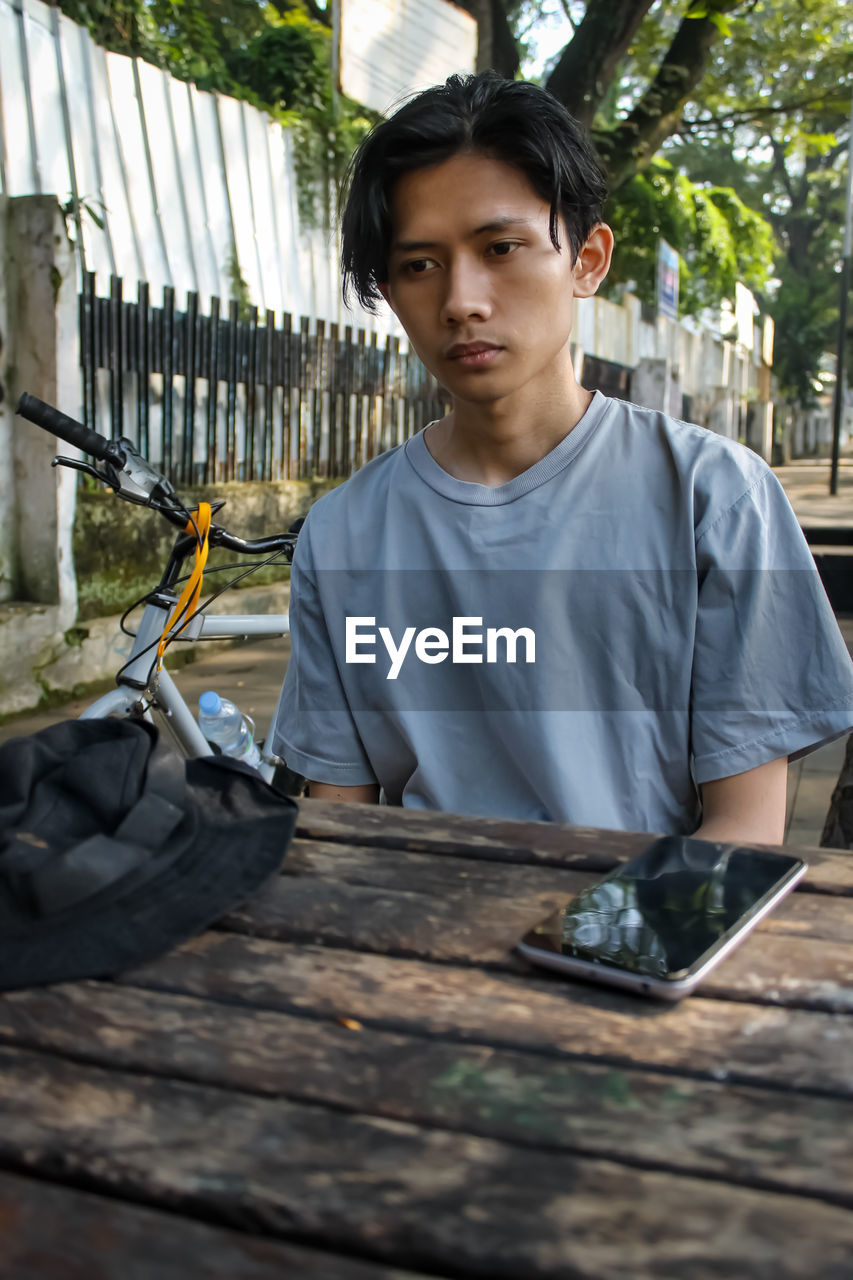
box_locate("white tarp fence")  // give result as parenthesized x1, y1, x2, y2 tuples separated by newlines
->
(0, 0, 390, 333)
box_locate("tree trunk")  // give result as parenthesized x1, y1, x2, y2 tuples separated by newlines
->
(545, 0, 656, 128)
(593, 0, 743, 191)
(455, 0, 519, 79)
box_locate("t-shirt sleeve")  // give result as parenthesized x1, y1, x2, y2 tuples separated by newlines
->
(269, 517, 378, 786)
(690, 466, 853, 785)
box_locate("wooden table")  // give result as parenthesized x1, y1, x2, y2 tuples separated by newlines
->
(2, 800, 852, 1278)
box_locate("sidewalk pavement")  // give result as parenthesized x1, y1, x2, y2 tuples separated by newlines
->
(772, 454, 853, 528)
(2, 455, 852, 848)
(774, 455, 853, 845)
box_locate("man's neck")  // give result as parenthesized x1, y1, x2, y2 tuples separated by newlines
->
(424, 378, 594, 488)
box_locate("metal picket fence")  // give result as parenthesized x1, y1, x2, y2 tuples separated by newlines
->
(79, 272, 450, 484)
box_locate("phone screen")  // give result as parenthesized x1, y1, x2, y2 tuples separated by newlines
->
(521, 837, 805, 981)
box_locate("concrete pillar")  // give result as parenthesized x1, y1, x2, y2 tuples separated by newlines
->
(631, 356, 684, 417)
(631, 357, 668, 410)
(0, 196, 79, 616)
(707, 390, 736, 439)
(748, 401, 774, 462)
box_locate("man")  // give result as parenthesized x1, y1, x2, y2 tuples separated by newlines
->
(271, 72, 853, 841)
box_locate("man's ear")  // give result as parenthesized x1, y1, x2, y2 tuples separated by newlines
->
(572, 224, 614, 299)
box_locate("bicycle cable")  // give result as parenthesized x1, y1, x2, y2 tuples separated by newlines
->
(119, 553, 292, 638)
(113, 540, 294, 689)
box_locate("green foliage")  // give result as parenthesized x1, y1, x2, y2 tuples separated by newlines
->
(685, 1, 732, 39)
(572, 0, 852, 404)
(769, 260, 840, 407)
(292, 96, 377, 230)
(660, 0, 853, 403)
(58, 0, 269, 70)
(225, 13, 329, 111)
(57, 0, 156, 55)
(605, 157, 775, 318)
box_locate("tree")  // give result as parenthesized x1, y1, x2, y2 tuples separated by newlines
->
(605, 156, 774, 317)
(502, 0, 850, 372)
(657, 0, 853, 404)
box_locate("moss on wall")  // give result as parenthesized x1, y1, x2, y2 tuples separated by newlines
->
(73, 477, 341, 620)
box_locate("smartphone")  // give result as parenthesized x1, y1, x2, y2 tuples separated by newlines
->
(517, 836, 807, 1000)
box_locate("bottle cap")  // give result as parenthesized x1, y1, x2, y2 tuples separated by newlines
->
(199, 691, 222, 715)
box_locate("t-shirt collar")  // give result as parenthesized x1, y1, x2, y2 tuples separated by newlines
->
(404, 390, 612, 505)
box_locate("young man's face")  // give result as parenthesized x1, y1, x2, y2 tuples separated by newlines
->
(377, 150, 612, 411)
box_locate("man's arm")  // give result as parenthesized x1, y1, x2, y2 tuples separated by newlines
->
(308, 781, 381, 804)
(695, 756, 788, 844)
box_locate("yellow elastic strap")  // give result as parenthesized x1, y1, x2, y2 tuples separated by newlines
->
(155, 502, 212, 669)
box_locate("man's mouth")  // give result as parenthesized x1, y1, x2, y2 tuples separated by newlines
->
(446, 342, 503, 367)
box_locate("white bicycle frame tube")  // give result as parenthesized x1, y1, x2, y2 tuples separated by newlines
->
(81, 599, 290, 780)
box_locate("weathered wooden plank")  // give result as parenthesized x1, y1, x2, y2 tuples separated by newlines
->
(1, 1046, 851, 1280)
(1, 982, 851, 1205)
(280, 839, 853, 948)
(225, 869, 576, 965)
(294, 799, 652, 866)
(283, 838, 589, 900)
(294, 799, 853, 895)
(221, 873, 853, 1011)
(709, 933, 853, 1009)
(755, 888, 853, 945)
(122, 934, 853, 1096)
(0, 1170, 428, 1280)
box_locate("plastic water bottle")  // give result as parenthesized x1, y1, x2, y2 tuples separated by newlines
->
(197, 690, 261, 768)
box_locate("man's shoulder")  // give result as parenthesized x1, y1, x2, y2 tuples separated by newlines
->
(609, 396, 761, 461)
(309, 438, 411, 521)
(603, 395, 771, 491)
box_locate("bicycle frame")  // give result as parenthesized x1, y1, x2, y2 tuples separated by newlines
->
(81, 593, 289, 783)
(15, 393, 298, 787)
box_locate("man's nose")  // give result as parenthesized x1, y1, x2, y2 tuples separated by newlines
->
(439, 257, 492, 325)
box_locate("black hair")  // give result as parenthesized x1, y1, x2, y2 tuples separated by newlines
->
(340, 71, 608, 314)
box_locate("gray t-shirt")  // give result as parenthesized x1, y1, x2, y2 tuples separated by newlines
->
(272, 392, 853, 832)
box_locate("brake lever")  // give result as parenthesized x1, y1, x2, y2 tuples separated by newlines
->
(52, 455, 113, 485)
(53, 443, 176, 511)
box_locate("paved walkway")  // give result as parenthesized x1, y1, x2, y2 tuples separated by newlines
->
(772, 454, 853, 527)
(773, 456, 853, 845)
(3, 455, 852, 848)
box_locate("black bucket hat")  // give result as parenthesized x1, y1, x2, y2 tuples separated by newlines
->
(0, 717, 296, 991)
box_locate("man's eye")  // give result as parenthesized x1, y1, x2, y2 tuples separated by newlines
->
(403, 259, 436, 275)
(490, 241, 519, 257)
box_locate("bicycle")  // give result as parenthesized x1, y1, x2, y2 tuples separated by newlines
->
(16, 393, 301, 787)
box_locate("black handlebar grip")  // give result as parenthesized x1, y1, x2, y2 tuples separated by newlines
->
(16, 393, 117, 462)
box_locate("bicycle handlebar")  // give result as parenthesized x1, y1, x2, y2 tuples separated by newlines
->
(16, 392, 299, 560)
(17, 394, 123, 465)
